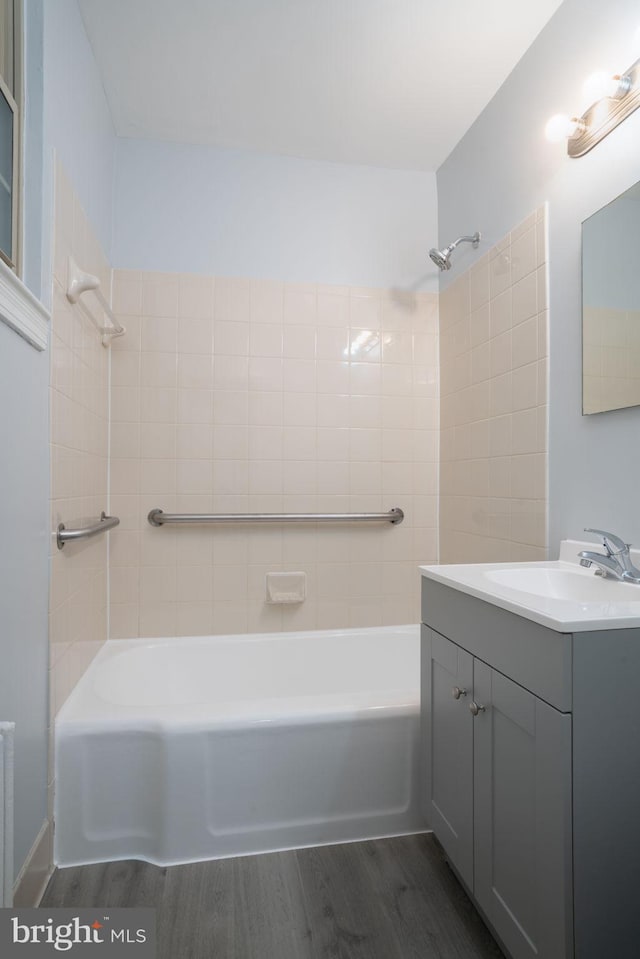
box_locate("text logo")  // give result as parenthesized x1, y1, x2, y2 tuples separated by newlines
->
(0, 909, 155, 957)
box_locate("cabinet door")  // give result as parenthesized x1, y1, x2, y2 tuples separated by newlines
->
(473, 660, 573, 959)
(422, 627, 474, 889)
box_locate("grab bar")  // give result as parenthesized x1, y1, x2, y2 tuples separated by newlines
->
(56, 511, 120, 550)
(148, 508, 404, 527)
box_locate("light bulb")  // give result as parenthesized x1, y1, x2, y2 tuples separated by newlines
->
(583, 70, 632, 103)
(544, 114, 586, 143)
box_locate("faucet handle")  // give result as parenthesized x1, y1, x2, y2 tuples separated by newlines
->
(584, 528, 628, 555)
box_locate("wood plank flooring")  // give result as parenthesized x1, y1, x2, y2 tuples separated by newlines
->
(42, 834, 504, 959)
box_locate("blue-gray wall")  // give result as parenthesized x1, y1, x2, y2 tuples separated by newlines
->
(113, 137, 438, 290)
(437, 0, 640, 551)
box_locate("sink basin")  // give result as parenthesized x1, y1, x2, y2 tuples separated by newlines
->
(483, 566, 640, 602)
(419, 540, 640, 631)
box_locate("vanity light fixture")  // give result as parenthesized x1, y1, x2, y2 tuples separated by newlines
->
(545, 54, 640, 157)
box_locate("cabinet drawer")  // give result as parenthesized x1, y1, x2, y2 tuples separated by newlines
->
(422, 577, 572, 712)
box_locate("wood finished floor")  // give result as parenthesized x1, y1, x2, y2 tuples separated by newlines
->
(42, 834, 504, 959)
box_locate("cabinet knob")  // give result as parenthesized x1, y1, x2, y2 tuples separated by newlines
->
(469, 701, 486, 716)
(452, 686, 467, 700)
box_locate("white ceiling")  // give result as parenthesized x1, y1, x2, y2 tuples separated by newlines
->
(78, 0, 564, 171)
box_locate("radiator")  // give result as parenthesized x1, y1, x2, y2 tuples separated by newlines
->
(0, 723, 14, 907)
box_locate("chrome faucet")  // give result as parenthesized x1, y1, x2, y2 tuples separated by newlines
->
(578, 528, 640, 584)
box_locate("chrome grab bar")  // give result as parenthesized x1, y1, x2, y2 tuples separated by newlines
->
(56, 511, 120, 550)
(148, 508, 404, 527)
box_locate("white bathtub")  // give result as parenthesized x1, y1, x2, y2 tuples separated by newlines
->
(54, 624, 424, 867)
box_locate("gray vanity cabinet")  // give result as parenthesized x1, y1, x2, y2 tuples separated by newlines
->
(421, 576, 576, 959)
(472, 658, 571, 959)
(425, 629, 474, 889)
(422, 626, 571, 959)
(422, 573, 640, 959)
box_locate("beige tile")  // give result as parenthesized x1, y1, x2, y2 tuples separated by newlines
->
(350, 295, 382, 331)
(251, 279, 284, 324)
(248, 460, 283, 495)
(140, 565, 177, 605)
(490, 290, 512, 338)
(283, 285, 317, 325)
(179, 275, 214, 320)
(469, 255, 490, 312)
(141, 316, 177, 353)
(178, 353, 214, 390)
(248, 357, 282, 392)
(488, 456, 511, 498)
(215, 277, 251, 323)
(511, 409, 538, 455)
(489, 249, 511, 299)
(140, 387, 177, 424)
(490, 331, 512, 378)
(176, 603, 214, 637)
(316, 360, 349, 395)
(212, 390, 248, 426)
(248, 322, 283, 358)
(178, 318, 213, 355)
(213, 425, 248, 460)
(512, 316, 538, 369)
(283, 358, 316, 393)
(317, 393, 349, 427)
(283, 325, 316, 359)
(214, 321, 249, 356)
(140, 458, 176, 495)
(512, 362, 538, 411)
(142, 274, 179, 318)
(176, 459, 213, 494)
(110, 603, 139, 639)
(315, 293, 348, 330)
(140, 352, 178, 389)
(249, 391, 283, 426)
(490, 372, 512, 417)
(489, 414, 512, 457)
(139, 602, 177, 638)
(469, 303, 490, 348)
(511, 227, 537, 283)
(512, 272, 537, 326)
(111, 423, 140, 459)
(112, 271, 142, 317)
(177, 389, 212, 424)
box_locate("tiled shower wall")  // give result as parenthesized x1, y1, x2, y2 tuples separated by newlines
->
(439, 208, 548, 562)
(49, 167, 111, 710)
(109, 272, 438, 637)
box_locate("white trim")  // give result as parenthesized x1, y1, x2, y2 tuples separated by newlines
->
(12, 818, 52, 907)
(0, 254, 49, 350)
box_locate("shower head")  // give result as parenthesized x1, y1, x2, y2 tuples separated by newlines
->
(429, 232, 481, 271)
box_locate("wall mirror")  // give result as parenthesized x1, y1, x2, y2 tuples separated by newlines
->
(582, 180, 640, 414)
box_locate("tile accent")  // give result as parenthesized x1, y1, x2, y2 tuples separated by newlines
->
(439, 208, 548, 563)
(110, 273, 439, 635)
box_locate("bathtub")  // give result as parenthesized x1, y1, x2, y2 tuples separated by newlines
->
(54, 624, 424, 867)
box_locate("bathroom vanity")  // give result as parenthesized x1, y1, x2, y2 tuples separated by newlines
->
(420, 542, 640, 959)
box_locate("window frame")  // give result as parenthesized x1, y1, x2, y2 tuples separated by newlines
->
(0, 0, 22, 275)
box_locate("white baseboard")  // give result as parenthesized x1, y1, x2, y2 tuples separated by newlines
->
(13, 819, 53, 907)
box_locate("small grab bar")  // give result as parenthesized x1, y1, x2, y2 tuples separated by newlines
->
(56, 511, 120, 550)
(148, 508, 404, 527)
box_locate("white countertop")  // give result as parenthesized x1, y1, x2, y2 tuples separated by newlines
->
(420, 540, 640, 632)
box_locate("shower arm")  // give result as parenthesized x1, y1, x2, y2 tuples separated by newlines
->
(447, 233, 481, 253)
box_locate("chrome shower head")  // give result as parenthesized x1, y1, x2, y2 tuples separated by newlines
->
(429, 232, 481, 271)
(428, 247, 452, 271)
